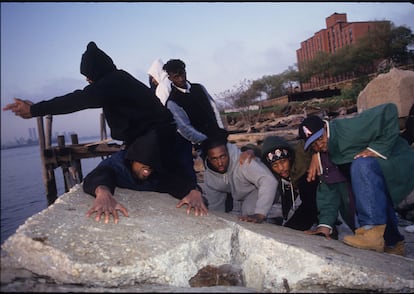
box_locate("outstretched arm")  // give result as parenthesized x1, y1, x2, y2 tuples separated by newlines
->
(3, 98, 33, 119)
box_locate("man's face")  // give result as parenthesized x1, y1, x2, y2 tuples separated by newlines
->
(207, 145, 230, 174)
(310, 128, 328, 153)
(271, 158, 291, 179)
(168, 70, 187, 89)
(131, 161, 153, 181)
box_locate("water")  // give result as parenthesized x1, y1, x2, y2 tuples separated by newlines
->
(1, 142, 104, 245)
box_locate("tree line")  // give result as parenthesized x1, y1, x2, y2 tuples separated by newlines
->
(216, 22, 414, 113)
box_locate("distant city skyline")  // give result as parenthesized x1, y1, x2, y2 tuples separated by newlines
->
(2, 2, 413, 144)
(1, 127, 104, 148)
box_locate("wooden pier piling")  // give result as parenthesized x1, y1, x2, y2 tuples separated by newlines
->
(37, 114, 121, 206)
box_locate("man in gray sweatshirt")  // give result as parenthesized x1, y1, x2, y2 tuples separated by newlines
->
(201, 129, 279, 223)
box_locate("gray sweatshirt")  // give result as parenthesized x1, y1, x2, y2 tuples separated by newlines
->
(203, 143, 278, 216)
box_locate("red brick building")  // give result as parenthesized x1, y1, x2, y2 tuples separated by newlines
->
(296, 13, 390, 90)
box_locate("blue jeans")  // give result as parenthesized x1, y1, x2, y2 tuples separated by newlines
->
(350, 157, 404, 247)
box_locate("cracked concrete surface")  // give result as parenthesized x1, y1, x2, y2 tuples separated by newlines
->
(1, 185, 413, 292)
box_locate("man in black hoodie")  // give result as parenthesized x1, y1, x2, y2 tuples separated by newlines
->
(83, 129, 208, 224)
(3, 41, 177, 167)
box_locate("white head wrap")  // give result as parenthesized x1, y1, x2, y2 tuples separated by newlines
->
(147, 58, 171, 105)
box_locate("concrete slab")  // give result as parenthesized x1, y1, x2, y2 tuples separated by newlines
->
(1, 185, 413, 292)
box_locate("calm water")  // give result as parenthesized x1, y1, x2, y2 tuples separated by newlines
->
(1, 143, 103, 244)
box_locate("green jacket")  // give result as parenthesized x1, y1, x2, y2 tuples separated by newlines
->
(317, 103, 414, 229)
(328, 103, 414, 207)
(317, 181, 353, 229)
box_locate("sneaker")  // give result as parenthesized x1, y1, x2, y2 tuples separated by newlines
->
(384, 241, 406, 256)
(343, 225, 386, 252)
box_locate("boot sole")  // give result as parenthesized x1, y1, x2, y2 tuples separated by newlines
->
(342, 239, 384, 252)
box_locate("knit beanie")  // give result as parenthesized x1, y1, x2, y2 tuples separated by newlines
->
(261, 136, 293, 165)
(80, 41, 117, 81)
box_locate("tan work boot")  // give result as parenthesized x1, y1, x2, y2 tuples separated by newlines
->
(343, 225, 386, 252)
(384, 241, 406, 256)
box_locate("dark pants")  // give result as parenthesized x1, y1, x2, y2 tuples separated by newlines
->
(173, 133, 197, 185)
(284, 174, 319, 231)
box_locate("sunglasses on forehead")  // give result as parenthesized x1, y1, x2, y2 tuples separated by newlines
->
(266, 148, 290, 163)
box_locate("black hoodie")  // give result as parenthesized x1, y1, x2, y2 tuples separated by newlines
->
(30, 41, 175, 146)
(83, 129, 196, 199)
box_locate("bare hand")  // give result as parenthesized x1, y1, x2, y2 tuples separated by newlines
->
(86, 186, 129, 224)
(354, 148, 377, 159)
(239, 149, 255, 165)
(304, 226, 332, 239)
(238, 213, 265, 223)
(307, 152, 321, 182)
(176, 189, 208, 216)
(3, 98, 33, 119)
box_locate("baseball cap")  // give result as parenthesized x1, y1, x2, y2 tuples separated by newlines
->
(298, 115, 325, 150)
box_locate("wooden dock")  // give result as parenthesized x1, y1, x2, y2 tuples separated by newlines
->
(36, 114, 122, 205)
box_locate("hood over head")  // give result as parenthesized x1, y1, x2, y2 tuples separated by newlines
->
(125, 129, 162, 171)
(80, 41, 117, 81)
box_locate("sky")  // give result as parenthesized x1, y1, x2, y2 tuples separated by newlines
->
(1, 2, 414, 144)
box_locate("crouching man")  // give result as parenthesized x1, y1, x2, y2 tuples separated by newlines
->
(201, 129, 279, 223)
(83, 129, 208, 224)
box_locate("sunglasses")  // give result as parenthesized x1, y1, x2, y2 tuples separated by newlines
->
(266, 148, 290, 163)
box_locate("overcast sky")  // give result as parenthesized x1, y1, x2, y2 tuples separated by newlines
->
(1, 2, 413, 144)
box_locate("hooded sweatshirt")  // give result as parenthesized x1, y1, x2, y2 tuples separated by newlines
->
(30, 41, 174, 146)
(83, 129, 195, 199)
(147, 58, 171, 106)
(260, 136, 318, 230)
(203, 143, 278, 216)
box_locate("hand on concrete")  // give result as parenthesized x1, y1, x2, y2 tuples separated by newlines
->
(86, 185, 129, 224)
(176, 189, 208, 216)
(305, 226, 332, 240)
(238, 213, 265, 223)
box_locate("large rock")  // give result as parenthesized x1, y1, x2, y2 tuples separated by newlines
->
(1, 185, 414, 292)
(357, 68, 414, 118)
